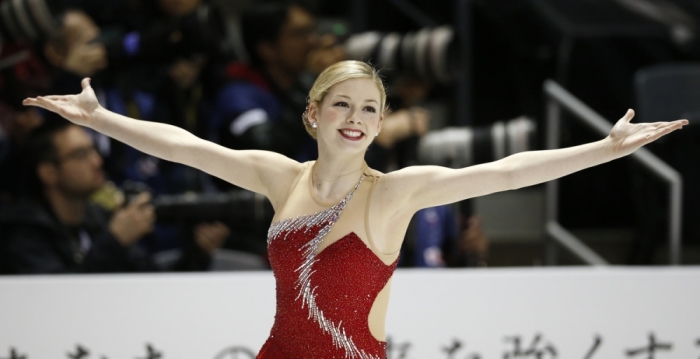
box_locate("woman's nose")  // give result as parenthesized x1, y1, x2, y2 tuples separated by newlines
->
(346, 109, 361, 124)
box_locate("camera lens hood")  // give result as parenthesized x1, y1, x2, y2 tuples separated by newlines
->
(399, 31, 417, 75)
(413, 27, 432, 79)
(345, 31, 383, 61)
(378, 32, 401, 70)
(0, 0, 62, 43)
(429, 26, 454, 84)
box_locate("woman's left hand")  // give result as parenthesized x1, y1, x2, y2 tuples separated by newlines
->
(608, 109, 688, 157)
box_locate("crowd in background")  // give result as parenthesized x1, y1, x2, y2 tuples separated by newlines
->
(4, 0, 700, 274)
(0, 0, 488, 274)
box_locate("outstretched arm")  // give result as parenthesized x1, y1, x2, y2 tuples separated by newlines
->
(382, 110, 687, 212)
(23, 78, 301, 207)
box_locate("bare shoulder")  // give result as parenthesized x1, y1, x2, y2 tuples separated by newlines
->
(182, 140, 305, 208)
(253, 152, 306, 209)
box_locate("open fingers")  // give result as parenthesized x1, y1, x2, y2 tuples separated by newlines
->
(651, 119, 689, 127)
(42, 95, 69, 101)
(647, 122, 683, 143)
(23, 97, 58, 112)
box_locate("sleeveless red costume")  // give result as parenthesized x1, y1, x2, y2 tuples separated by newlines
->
(257, 173, 399, 359)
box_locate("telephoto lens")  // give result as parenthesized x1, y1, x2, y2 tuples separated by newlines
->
(153, 190, 274, 231)
(344, 26, 458, 84)
(0, 0, 64, 47)
(418, 117, 537, 168)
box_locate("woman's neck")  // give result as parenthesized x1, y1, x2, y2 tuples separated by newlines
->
(312, 152, 366, 200)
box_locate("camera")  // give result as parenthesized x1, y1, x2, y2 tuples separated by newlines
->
(121, 180, 273, 231)
(0, 0, 65, 65)
(153, 190, 274, 231)
(102, 2, 227, 67)
(418, 117, 537, 168)
(345, 26, 458, 85)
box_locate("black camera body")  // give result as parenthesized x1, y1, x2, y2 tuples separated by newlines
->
(101, 2, 227, 68)
(153, 190, 274, 231)
(121, 180, 274, 231)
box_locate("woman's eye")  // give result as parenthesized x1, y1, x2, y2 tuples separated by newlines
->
(334, 102, 349, 107)
(364, 106, 377, 113)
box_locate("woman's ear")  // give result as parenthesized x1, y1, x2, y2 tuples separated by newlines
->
(308, 102, 319, 124)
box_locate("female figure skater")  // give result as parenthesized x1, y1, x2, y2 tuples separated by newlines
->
(24, 60, 686, 359)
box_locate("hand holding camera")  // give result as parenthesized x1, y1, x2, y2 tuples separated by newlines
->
(110, 192, 156, 247)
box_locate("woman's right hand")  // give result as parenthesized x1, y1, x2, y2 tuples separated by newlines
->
(22, 78, 100, 127)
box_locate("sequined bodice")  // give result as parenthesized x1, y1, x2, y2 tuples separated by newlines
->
(258, 172, 399, 359)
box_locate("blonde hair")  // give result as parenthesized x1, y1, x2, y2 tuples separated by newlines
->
(302, 60, 387, 139)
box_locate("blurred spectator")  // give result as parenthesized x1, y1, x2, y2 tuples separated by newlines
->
(0, 55, 51, 204)
(0, 116, 230, 274)
(0, 119, 154, 274)
(42, 10, 107, 79)
(206, 2, 321, 168)
(208, 2, 427, 187)
(34, 8, 234, 265)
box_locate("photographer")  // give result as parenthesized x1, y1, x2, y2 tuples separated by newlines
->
(0, 119, 155, 274)
(0, 0, 65, 204)
(92, 0, 235, 266)
(0, 118, 230, 274)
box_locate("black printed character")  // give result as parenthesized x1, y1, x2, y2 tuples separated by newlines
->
(582, 334, 602, 359)
(442, 338, 482, 359)
(386, 336, 412, 359)
(137, 344, 162, 359)
(1, 348, 27, 359)
(67, 345, 89, 359)
(625, 333, 672, 359)
(213, 346, 256, 359)
(503, 333, 558, 359)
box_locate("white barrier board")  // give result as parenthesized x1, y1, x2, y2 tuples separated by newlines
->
(1, 267, 699, 358)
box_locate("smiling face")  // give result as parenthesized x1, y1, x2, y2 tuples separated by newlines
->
(309, 78, 383, 155)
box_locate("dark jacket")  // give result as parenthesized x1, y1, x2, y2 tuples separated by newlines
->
(0, 198, 150, 274)
(209, 63, 317, 162)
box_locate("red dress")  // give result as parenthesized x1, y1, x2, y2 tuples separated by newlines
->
(258, 174, 399, 359)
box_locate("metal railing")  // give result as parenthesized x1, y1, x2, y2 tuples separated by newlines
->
(543, 80, 683, 265)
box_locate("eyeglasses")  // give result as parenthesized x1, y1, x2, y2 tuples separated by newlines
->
(54, 145, 99, 163)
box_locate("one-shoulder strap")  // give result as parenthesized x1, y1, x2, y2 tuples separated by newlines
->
(275, 161, 309, 212)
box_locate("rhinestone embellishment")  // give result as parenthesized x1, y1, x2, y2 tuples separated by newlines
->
(267, 175, 381, 359)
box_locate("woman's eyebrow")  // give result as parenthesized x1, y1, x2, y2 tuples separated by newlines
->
(335, 94, 379, 104)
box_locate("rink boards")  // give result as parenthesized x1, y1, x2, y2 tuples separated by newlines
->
(1, 267, 699, 358)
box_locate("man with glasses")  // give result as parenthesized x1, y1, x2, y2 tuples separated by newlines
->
(0, 118, 155, 274)
(206, 1, 339, 181)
